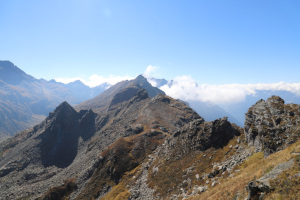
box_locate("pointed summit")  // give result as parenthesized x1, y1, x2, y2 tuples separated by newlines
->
(54, 101, 75, 112)
(134, 74, 148, 82)
(76, 75, 165, 112)
(132, 75, 165, 98)
(48, 101, 77, 121)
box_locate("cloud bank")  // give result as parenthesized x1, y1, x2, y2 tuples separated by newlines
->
(142, 65, 162, 87)
(56, 65, 300, 105)
(56, 64, 158, 88)
(143, 65, 157, 78)
(159, 76, 300, 105)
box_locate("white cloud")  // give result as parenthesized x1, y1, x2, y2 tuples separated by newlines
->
(241, 82, 300, 95)
(143, 65, 166, 87)
(55, 77, 84, 84)
(87, 74, 134, 87)
(147, 79, 159, 87)
(143, 65, 158, 79)
(160, 76, 300, 105)
(55, 74, 134, 88)
(56, 67, 300, 106)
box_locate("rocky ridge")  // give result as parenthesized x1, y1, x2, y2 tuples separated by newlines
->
(0, 75, 299, 200)
(0, 79, 197, 199)
(75, 75, 166, 113)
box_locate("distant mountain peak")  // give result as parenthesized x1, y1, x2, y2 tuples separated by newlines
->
(0, 60, 34, 85)
(146, 76, 168, 88)
(135, 74, 147, 81)
(132, 75, 165, 97)
(76, 74, 165, 112)
(68, 80, 85, 85)
(49, 79, 57, 83)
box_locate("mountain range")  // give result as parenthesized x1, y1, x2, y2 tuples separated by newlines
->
(0, 61, 240, 140)
(0, 61, 299, 199)
(0, 61, 107, 140)
(0, 73, 299, 199)
(2, 60, 300, 139)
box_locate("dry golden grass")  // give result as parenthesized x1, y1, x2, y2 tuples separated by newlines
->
(188, 139, 300, 200)
(264, 153, 300, 199)
(100, 167, 140, 200)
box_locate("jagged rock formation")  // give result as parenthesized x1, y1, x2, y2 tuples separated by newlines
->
(39, 102, 96, 168)
(218, 89, 300, 128)
(245, 95, 300, 156)
(0, 101, 97, 199)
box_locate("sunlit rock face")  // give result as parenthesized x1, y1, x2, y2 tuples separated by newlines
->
(245, 95, 300, 156)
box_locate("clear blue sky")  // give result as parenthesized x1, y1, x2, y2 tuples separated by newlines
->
(1, 0, 300, 84)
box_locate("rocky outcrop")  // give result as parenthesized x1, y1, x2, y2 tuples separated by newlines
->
(0, 101, 98, 199)
(133, 75, 165, 98)
(38, 102, 96, 168)
(173, 117, 241, 153)
(245, 96, 300, 156)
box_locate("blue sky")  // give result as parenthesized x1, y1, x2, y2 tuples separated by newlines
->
(1, 0, 300, 85)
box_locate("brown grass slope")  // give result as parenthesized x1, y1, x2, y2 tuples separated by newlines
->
(187, 139, 300, 200)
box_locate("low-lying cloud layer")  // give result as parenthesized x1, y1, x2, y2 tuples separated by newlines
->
(56, 65, 300, 105)
(56, 65, 158, 88)
(159, 76, 300, 105)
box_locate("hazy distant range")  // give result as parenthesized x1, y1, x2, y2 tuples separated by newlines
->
(1, 60, 300, 140)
